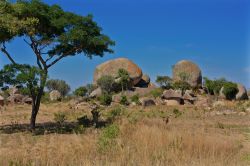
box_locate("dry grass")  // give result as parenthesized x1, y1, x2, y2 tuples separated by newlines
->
(0, 102, 250, 166)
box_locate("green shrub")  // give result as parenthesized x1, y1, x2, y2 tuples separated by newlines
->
(130, 94, 140, 104)
(172, 81, 191, 95)
(120, 95, 129, 105)
(203, 77, 227, 95)
(74, 124, 86, 134)
(155, 75, 172, 89)
(107, 107, 123, 122)
(150, 88, 163, 98)
(98, 124, 120, 152)
(173, 108, 182, 118)
(97, 75, 115, 93)
(222, 82, 238, 100)
(117, 68, 131, 92)
(46, 79, 71, 97)
(99, 93, 112, 106)
(73, 86, 88, 97)
(54, 112, 67, 125)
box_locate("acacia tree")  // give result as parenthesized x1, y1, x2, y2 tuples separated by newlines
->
(0, 0, 114, 130)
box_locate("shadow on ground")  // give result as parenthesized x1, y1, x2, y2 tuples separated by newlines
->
(0, 120, 108, 135)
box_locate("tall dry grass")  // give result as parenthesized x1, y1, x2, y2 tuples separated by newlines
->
(0, 116, 244, 166)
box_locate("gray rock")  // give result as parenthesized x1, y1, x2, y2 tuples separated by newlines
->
(7, 94, 24, 104)
(140, 98, 156, 107)
(236, 84, 248, 100)
(162, 89, 182, 99)
(22, 96, 32, 105)
(89, 87, 102, 98)
(165, 99, 180, 106)
(49, 90, 62, 101)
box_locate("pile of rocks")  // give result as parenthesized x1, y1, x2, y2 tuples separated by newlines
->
(0, 86, 33, 106)
(161, 89, 196, 106)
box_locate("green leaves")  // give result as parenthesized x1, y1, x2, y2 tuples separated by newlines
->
(1, 0, 114, 67)
(0, 64, 43, 96)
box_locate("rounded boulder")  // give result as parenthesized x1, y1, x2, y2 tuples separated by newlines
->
(172, 60, 202, 87)
(93, 58, 143, 86)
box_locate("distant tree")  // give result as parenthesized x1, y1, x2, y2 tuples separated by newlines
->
(222, 82, 238, 100)
(0, 0, 114, 130)
(46, 79, 70, 96)
(203, 77, 227, 95)
(156, 76, 172, 89)
(97, 75, 115, 94)
(74, 86, 88, 97)
(117, 68, 130, 92)
(172, 81, 191, 95)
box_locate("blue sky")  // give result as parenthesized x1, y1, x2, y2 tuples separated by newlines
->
(0, 0, 249, 89)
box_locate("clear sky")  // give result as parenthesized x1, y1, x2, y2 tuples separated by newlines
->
(0, 0, 249, 90)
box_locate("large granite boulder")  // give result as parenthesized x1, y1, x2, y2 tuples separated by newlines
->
(93, 58, 143, 86)
(49, 90, 62, 101)
(172, 60, 202, 87)
(236, 84, 248, 100)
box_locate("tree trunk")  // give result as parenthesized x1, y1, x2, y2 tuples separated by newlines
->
(30, 71, 47, 131)
(30, 89, 44, 131)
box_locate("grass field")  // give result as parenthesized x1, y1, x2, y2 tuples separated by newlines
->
(0, 102, 250, 166)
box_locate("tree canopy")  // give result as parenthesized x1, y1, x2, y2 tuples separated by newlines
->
(0, 0, 114, 130)
(0, 0, 114, 68)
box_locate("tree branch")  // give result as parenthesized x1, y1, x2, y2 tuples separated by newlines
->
(0, 43, 16, 64)
(47, 55, 66, 69)
(29, 37, 47, 70)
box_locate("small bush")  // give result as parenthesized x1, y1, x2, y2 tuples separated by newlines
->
(222, 82, 238, 100)
(172, 81, 191, 93)
(99, 93, 112, 106)
(74, 124, 86, 134)
(130, 94, 140, 104)
(98, 124, 120, 152)
(74, 86, 88, 97)
(203, 77, 227, 95)
(107, 107, 123, 122)
(46, 79, 71, 97)
(120, 95, 129, 105)
(97, 75, 115, 93)
(54, 112, 67, 125)
(150, 88, 163, 98)
(156, 75, 172, 89)
(173, 108, 182, 118)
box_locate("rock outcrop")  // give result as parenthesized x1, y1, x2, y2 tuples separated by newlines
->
(236, 84, 248, 100)
(139, 98, 156, 107)
(93, 58, 143, 86)
(49, 90, 62, 101)
(89, 87, 102, 98)
(172, 60, 202, 87)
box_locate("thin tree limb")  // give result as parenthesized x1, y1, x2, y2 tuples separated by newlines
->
(0, 43, 16, 64)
